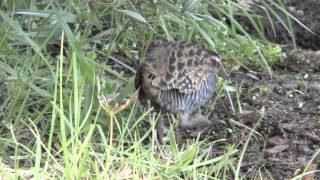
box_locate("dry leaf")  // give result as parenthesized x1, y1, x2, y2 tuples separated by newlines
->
(303, 164, 318, 180)
(268, 136, 289, 146)
(96, 76, 139, 116)
(116, 164, 132, 179)
(266, 144, 289, 155)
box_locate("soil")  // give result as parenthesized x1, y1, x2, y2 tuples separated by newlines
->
(234, 0, 320, 50)
(207, 0, 320, 178)
(206, 49, 320, 179)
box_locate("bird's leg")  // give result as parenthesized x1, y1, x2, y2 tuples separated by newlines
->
(190, 110, 213, 128)
(178, 110, 212, 129)
(156, 113, 165, 142)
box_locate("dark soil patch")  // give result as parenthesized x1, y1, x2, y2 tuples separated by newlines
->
(204, 49, 320, 179)
(214, 1, 320, 177)
(234, 0, 320, 50)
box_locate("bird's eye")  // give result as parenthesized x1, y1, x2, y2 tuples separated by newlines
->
(148, 73, 155, 80)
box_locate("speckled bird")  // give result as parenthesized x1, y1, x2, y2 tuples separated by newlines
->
(135, 41, 224, 137)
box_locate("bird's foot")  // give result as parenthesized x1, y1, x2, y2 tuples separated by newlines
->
(178, 111, 212, 130)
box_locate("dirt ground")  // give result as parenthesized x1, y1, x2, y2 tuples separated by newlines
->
(204, 0, 320, 178)
(205, 49, 320, 178)
(235, 0, 320, 50)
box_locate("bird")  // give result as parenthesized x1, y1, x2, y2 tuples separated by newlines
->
(135, 41, 224, 138)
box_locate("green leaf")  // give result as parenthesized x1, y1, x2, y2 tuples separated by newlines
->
(190, 18, 215, 48)
(56, 12, 94, 83)
(178, 143, 199, 166)
(117, 9, 148, 24)
(30, 83, 53, 98)
(159, 15, 173, 41)
(183, 0, 202, 12)
(104, 79, 119, 95)
(116, 78, 135, 102)
(0, 10, 45, 59)
(14, 10, 76, 23)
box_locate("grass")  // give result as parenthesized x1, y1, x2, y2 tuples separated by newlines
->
(0, 0, 315, 179)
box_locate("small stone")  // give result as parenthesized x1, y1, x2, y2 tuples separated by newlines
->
(288, 6, 296, 12)
(296, 10, 304, 16)
(252, 95, 257, 101)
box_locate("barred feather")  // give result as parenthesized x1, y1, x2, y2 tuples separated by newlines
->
(158, 71, 216, 114)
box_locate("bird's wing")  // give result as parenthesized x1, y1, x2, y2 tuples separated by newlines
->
(146, 42, 221, 93)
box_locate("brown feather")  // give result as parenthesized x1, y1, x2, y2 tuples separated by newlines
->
(141, 41, 221, 93)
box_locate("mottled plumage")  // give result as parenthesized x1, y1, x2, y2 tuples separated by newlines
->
(135, 41, 223, 137)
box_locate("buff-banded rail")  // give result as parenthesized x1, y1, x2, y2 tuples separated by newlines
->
(135, 41, 224, 139)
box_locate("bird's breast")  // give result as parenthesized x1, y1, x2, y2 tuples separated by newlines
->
(154, 71, 216, 114)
